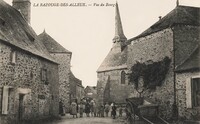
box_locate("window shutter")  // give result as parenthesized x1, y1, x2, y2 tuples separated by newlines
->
(186, 78, 192, 108)
(2, 86, 9, 114)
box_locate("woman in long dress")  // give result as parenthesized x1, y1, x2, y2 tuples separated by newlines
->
(111, 103, 117, 119)
(71, 101, 78, 118)
(85, 102, 91, 117)
(79, 102, 84, 117)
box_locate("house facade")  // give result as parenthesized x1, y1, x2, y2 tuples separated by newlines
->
(0, 0, 59, 123)
(38, 30, 72, 112)
(84, 86, 97, 102)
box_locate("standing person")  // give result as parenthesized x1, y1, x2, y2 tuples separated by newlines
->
(97, 104, 101, 117)
(110, 102, 113, 117)
(93, 101, 97, 117)
(100, 104, 104, 117)
(111, 102, 117, 119)
(85, 101, 91, 117)
(119, 105, 123, 117)
(104, 103, 110, 117)
(79, 102, 84, 118)
(71, 101, 78, 118)
(90, 100, 94, 117)
(59, 100, 64, 116)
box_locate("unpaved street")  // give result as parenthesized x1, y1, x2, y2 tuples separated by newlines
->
(45, 114, 127, 124)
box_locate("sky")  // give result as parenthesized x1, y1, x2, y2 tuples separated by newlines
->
(4, 0, 200, 87)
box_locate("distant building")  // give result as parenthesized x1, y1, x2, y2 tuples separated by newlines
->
(84, 86, 97, 102)
(69, 71, 84, 104)
(97, 3, 200, 121)
(0, 0, 59, 123)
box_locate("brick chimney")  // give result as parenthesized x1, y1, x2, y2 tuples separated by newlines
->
(12, 0, 31, 24)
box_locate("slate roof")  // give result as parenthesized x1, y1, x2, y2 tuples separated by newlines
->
(129, 5, 200, 41)
(97, 46, 128, 72)
(175, 46, 200, 72)
(69, 70, 83, 87)
(38, 31, 72, 54)
(0, 1, 57, 63)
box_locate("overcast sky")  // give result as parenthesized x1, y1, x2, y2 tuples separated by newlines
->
(4, 0, 200, 87)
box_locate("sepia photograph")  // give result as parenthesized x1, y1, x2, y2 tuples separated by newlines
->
(0, 0, 200, 123)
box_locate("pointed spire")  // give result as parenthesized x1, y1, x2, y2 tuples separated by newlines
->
(113, 2, 127, 43)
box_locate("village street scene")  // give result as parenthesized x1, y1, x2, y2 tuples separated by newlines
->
(0, 0, 200, 124)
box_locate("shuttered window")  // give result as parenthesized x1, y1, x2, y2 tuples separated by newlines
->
(2, 86, 9, 114)
(186, 78, 192, 108)
(192, 78, 200, 107)
(186, 77, 200, 108)
(10, 50, 17, 64)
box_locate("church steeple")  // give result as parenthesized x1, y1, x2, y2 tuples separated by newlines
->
(113, 2, 127, 43)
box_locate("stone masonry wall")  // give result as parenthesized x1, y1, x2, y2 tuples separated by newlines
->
(176, 71, 200, 120)
(76, 85, 84, 103)
(97, 69, 132, 105)
(0, 42, 59, 124)
(127, 28, 174, 119)
(50, 53, 71, 112)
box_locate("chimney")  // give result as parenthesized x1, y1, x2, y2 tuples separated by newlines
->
(12, 0, 31, 24)
(159, 16, 162, 20)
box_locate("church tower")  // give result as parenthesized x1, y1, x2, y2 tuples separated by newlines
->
(112, 2, 127, 51)
(97, 2, 130, 105)
(12, 0, 31, 24)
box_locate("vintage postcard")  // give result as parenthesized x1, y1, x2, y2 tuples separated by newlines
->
(0, 0, 200, 124)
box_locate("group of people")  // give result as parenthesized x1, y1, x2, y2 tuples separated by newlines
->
(59, 99, 124, 119)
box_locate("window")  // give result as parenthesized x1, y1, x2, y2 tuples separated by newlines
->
(10, 50, 17, 64)
(41, 69, 48, 84)
(192, 78, 200, 107)
(2, 86, 13, 115)
(186, 77, 200, 108)
(121, 71, 126, 84)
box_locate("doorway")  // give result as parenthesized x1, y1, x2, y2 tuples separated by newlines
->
(18, 94, 24, 121)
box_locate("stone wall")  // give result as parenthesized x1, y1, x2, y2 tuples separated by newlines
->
(50, 53, 71, 111)
(76, 85, 84, 103)
(97, 69, 132, 105)
(176, 71, 200, 120)
(0, 42, 59, 124)
(127, 28, 174, 119)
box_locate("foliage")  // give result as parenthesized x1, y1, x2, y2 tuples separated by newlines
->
(128, 57, 171, 90)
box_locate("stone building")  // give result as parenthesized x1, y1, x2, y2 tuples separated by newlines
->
(38, 30, 72, 112)
(97, 3, 200, 121)
(0, 0, 59, 123)
(69, 71, 84, 104)
(84, 86, 97, 101)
